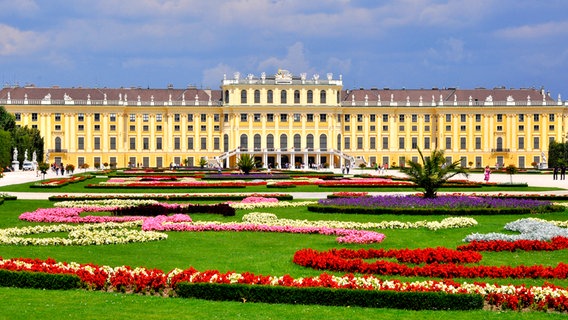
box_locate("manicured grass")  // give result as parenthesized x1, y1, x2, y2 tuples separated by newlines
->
(1, 197, 567, 317)
(0, 177, 562, 193)
(5, 287, 566, 320)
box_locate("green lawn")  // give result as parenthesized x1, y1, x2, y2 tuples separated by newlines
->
(0, 195, 567, 318)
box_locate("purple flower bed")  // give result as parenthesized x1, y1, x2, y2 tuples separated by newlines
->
(318, 195, 553, 210)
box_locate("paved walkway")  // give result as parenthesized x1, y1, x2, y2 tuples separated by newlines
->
(1, 169, 568, 200)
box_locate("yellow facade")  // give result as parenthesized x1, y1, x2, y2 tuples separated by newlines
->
(1, 71, 566, 169)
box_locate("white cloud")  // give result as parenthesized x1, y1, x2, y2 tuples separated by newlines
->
(202, 63, 237, 87)
(257, 42, 313, 75)
(0, 0, 39, 17)
(0, 24, 46, 56)
(426, 37, 471, 64)
(495, 21, 568, 39)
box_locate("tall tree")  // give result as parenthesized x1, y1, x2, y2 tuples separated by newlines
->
(400, 148, 468, 198)
(0, 106, 15, 132)
(11, 126, 44, 164)
(0, 130, 12, 168)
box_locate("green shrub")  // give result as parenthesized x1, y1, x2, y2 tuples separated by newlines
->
(0, 270, 81, 290)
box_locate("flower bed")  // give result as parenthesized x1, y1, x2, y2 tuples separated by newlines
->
(1, 257, 567, 312)
(48, 193, 294, 201)
(463, 218, 568, 242)
(292, 247, 568, 279)
(309, 195, 561, 215)
(202, 173, 290, 180)
(31, 175, 92, 188)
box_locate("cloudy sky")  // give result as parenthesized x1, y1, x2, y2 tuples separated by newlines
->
(1, 0, 567, 97)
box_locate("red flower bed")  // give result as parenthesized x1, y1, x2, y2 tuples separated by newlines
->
(293, 247, 568, 279)
(457, 236, 568, 252)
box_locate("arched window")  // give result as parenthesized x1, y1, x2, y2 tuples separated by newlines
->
(337, 134, 341, 150)
(254, 90, 260, 104)
(224, 90, 229, 103)
(294, 90, 300, 104)
(55, 137, 62, 152)
(280, 134, 288, 150)
(240, 90, 247, 104)
(223, 134, 229, 152)
(254, 134, 261, 151)
(240, 134, 248, 151)
(294, 134, 301, 151)
(267, 90, 273, 103)
(307, 90, 313, 103)
(281, 90, 287, 104)
(320, 90, 327, 104)
(267, 134, 274, 150)
(306, 134, 314, 149)
(496, 137, 503, 151)
(319, 134, 327, 151)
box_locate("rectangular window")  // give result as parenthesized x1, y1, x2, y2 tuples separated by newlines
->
(188, 137, 194, 150)
(357, 137, 363, 149)
(475, 137, 481, 149)
(445, 125, 451, 131)
(424, 115, 430, 123)
(370, 137, 376, 149)
(143, 137, 150, 150)
(214, 114, 220, 122)
(445, 137, 452, 149)
(344, 114, 350, 122)
(156, 114, 162, 122)
(534, 114, 540, 121)
(201, 114, 207, 122)
(129, 114, 135, 122)
(534, 125, 540, 131)
(143, 125, 149, 132)
(344, 125, 350, 131)
(344, 137, 350, 149)
(445, 114, 452, 122)
(320, 114, 327, 122)
(460, 137, 466, 149)
(214, 125, 220, 132)
(174, 137, 180, 150)
(424, 137, 430, 149)
(399, 125, 405, 131)
(382, 125, 388, 131)
(110, 125, 116, 131)
(399, 114, 405, 122)
(382, 136, 388, 149)
(174, 125, 180, 131)
(382, 114, 389, 122)
(15, 113, 21, 121)
(412, 114, 417, 122)
(411, 137, 418, 149)
(200, 125, 206, 131)
(370, 114, 376, 122)
(497, 125, 503, 131)
(94, 137, 101, 150)
(156, 125, 162, 131)
(370, 125, 376, 131)
(357, 114, 363, 122)
(424, 125, 430, 132)
(497, 114, 503, 122)
(224, 114, 229, 122)
(398, 137, 405, 149)
(307, 114, 314, 122)
(518, 136, 525, 149)
(475, 114, 481, 122)
(78, 125, 84, 131)
(109, 137, 117, 150)
(187, 114, 193, 122)
(174, 114, 180, 122)
(78, 137, 84, 150)
(549, 125, 555, 131)
(214, 137, 220, 150)
(93, 124, 100, 131)
(55, 113, 61, 121)
(187, 125, 193, 131)
(280, 114, 288, 122)
(200, 137, 207, 150)
(475, 125, 481, 131)
(156, 137, 162, 150)
(460, 125, 466, 131)
(129, 137, 136, 150)
(254, 113, 261, 122)
(294, 113, 301, 122)
(357, 125, 363, 132)
(460, 114, 466, 122)
(240, 113, 247, 121)
(533, 137, 540, 149)
(130, 125, 135, 131)
(143, 114, 149, 122)
(54, 125, 61, 131)
(267, 113, 274, 122)
(110, 113, 116, 121)
(518, 114, 524, 122)
(77, 113, 84, 121)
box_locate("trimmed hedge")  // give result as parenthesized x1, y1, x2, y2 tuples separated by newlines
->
(0, 270, 81, 290)
(307, 205, 563, 215)
(176, 282, 484, 311)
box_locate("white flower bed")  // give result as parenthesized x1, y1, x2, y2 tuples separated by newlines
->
(241, 212, 477, 230)
(228, 200, 317, 210)
(0, 222, 167, 246)
(464, 218, 568, 242)
(54, 199, 159, 209)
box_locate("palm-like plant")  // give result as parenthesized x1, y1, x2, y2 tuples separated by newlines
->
(237, 153, 257, 174)
(401, 148, 468, 198)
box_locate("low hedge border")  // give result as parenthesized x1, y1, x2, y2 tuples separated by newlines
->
(0, 269, 81, 290)
(48, 194, 294, 202)
(306, 205, 563, 215)
(176, 282, 483, 311)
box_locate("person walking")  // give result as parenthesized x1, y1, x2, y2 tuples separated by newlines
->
(561, 165, 566, 180)
(484, 165, 491, 183)
(553, 165, 559, 180)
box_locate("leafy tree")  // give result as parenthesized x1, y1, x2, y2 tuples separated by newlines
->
(0, 106, 15, 132)
(0, 130, 12, 168)
(38, 162, 50, 180)
(505, 164, 518, 184)
(236, 153, 257, 174)
(11, 126, 44, 164)
(400, 148, 469, 199)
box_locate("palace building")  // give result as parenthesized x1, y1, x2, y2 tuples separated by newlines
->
(0, 70, 566, 170)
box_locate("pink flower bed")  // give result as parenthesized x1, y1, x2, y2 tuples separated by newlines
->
(19, 207, 147, 224)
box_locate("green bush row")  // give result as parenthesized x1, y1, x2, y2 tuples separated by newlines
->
(306, 205, 563, 215)
(0, 270, 81, 290)
(176, 282, 483, 311)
